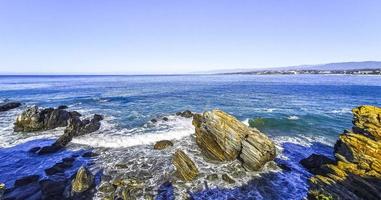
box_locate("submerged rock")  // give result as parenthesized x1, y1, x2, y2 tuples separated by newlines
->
(172, 149, 199, 181)
(307, 105, 381, 200)
(221, 174, 236, 184)
(72, 166, 94, 194)
(0, 101, 21, 112)
(154, 140, 173, 150)
(193, 109, 276, 170)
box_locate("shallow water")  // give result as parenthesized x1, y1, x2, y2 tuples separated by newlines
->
(1, 74, 381, 199)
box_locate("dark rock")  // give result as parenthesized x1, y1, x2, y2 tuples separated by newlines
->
(300, 154, 335, 175)
(14, 106, 71, 132)
(62, 157, 75, 164)
(64, 114, 103, 137)
(176, 110, 193, 118)
(39, 175, 68, 199)
(29, 147, 41, 153)
(82, 151, 99, 158)
(3, 182, 41, 200)
(0, 101, 21, 112)
(69, 111, 82, 118)
(57, 105, 68, 110)
(37, 145, 61, 155)
(151, 118, 158, 123)
(162, 117, 169, 121)
(14, 175, 40, 187)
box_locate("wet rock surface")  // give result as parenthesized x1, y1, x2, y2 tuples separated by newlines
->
(14, 106, 73, 132)
(300, 154, 335, 175)
(71, 166, 94, 194)
(307, 105, 381, 200)
(172, 149, 199, 181)
(0, 101, 21, 112)
(154, 140, 174, 150)
(176, 110, 193, 118)
(193, 109, 276, 170)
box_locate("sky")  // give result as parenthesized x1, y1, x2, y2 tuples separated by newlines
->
(0, 0, 380, 74)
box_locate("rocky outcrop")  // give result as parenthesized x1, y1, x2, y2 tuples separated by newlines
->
(14, 106, 75, 132)
(307, 105, 381, 200)
(0, 101, 21, 112)
(172, 150, 199, 181)
(72, 166, 94, 194)
(37, 114, 103, 155)
(154, 140, 173, 150)
(176, 110, 193, 118)
(192, 109, 276, 170)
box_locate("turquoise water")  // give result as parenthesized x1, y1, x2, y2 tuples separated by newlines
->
(1, 74, 381, 199)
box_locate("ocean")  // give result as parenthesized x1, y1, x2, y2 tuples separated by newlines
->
(1, 74, 381, 199)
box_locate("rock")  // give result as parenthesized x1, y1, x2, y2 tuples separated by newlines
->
(300, 154, 335, 175)
(72, 166, 94, 193)
(176, 110, 193, 118)
(150, 118, 158, 123)
(307, 105, 381, 200)
(193, 109, 276, 171)
(206, 174, 219, 181)
(154, 140, 173, 150)
(58, 105, 68, 109)
(64, 114, 103, 137)
(172, 149, 199, 181)
(14, 106, 71, 132)
(14, 175, 40, 187)
(40, 175, 68, 199)
(82, 151, 99, 157)
(162, 117, 169, 121)
(221, 174, 236, 184)
(0, 183, 5, 198)
(0, 101, 21, 112)
(37, 114, 104, 155)
(352, 105, 381, 140)
(240, 129, 277, 171)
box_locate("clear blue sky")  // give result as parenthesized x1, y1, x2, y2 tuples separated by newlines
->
(0, 0, 380, 74)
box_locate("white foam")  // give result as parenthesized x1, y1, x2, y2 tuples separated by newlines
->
(72, 115, 194, 148)
(331, 108, 351, 114)
(287, 115, 299, 120)
(242, 118, 250, 126)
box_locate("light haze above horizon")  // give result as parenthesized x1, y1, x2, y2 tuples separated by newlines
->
(0, 0, 381, 74)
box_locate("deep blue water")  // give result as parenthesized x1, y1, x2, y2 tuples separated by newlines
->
(1, 74, 381, 199)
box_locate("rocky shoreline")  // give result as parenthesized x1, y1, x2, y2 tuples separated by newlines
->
(0, 102, 380, 199)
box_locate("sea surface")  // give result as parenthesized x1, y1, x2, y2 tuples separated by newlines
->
(1, 74, 381, 199)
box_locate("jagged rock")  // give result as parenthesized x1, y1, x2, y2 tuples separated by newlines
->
(308, 105, 381, 200)
(206, 174, 219, 181)
(72, 166, 94, 194)
(154, 140, 173, 150)
(176, 110, 193, 118)
(300, 154, 335, 175)
(0, 101, 21, 112)
(193, 109, 276, 171)
(352, 105, 381, 140)
(82, 151, 99, 157)
(14, 106, 71, 132)
(172, 149, 199, 181)
(37, 115, 103, 155)
(240, 128, 277, 171)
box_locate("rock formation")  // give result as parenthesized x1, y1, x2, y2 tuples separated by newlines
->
(192, 109, 276, 170)
(14, 106, 76, 132)
(172, 149, 199, 181)
(0, 101, 21, 112)
(72, 166, 94, 194)
(154, 140, 173, 150)
(307, 105, 381, 200)
(176, 110, 193, 118)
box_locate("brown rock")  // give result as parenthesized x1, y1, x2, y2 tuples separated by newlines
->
(154, 140, 173, 150)
(172, 149, 199, 181)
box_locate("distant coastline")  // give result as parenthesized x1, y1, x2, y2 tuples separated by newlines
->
(221, 68, 381, 75)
